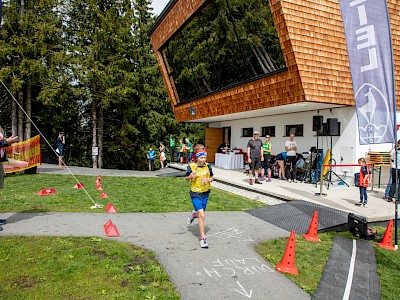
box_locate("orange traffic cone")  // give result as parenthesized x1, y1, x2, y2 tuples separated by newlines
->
(302, 210, 321, 242)
(100, 191, 108, 198)
(377, 219, 395, 251)
(276, 230, 298, 275)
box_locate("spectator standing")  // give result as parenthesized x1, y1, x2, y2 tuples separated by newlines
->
(0, 130, 19, 231)
(169, 134, 176, 162)
(57, 132, 65, 168)
(260, 135, 272, 182)
(179, 139, 185, 164)
(186, 138, 193, 163)
(159, 141, 166, 169)
(387, 140, 400, 203)
(247, 131, 264, 185)
(147, 147, 156, 171)
(275, 151, 287, 180)
(285, 133, 297, 183)
(186, 149, 214, 248)
(356, 158, 370, 207)
(384, 145, 395, 199)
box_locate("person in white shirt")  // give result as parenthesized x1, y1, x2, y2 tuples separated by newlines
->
(285, 133, 297, 182)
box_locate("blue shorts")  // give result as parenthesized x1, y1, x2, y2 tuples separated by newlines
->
(191, 196, 209, 211)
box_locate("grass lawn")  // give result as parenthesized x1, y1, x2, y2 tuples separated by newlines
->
(0, 174, 265, 213)
(0, 236, 179, 300)
(255, 229, 400, 300)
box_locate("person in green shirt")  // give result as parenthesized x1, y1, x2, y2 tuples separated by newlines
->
(169, 134, 176, 162)
(260, 135, 272, 182)
(185, 138, 193, 163)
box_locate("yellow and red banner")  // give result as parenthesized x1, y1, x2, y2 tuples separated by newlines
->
(3, 135, 41, 174)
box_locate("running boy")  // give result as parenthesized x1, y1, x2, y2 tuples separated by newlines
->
(356, 158, 370, 207)
(186, 149, 214, 248)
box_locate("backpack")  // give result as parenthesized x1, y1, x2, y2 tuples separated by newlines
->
(354, 173, 360, 187)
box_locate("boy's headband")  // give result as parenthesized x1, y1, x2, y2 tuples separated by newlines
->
(195, 150, 207, 158)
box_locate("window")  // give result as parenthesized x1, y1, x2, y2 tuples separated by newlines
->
(285, 124, 304, 136)
(242, 128, 253, 137)
(261, 126, 275, 137)
(162, 0, 286, 103)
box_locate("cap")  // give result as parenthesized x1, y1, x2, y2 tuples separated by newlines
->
(253, 131, 260, 135)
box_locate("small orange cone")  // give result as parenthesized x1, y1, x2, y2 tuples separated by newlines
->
(96, 183, 103, 191)
(106, 202, 117, 213)
(100, 191, 108, 198)
(73, 182, 84, 189)
(37, 188, 57, 195)
(95, 176, 102, 184)
(276, 230, 298, 275)
(377, 219, 395, 251)
(302, 210, 321, 242)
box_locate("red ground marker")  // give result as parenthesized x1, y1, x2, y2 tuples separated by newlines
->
(106, 203, 117, 213)
(103, 220, 120, 237)
(37, 188, 57, 195)
(73, 182, 84, 189)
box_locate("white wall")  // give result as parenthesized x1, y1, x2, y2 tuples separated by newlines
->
(209, 107, 400, 174)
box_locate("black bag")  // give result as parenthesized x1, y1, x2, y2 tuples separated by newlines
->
(354, 172, 360, 187)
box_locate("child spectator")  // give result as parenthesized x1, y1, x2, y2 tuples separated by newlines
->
(159, 141, 166, 169)
(179, 139, 185, 164)
(185, 149, 214, 248)
(147, 147, 156, 171)
(356, 157, 370, 207)
(275, 151, 287, 180)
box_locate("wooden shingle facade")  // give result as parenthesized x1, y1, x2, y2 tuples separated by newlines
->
(149, 0, 400, 123)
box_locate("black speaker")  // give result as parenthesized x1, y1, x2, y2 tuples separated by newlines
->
(327, 118, 339, 135)
(312, 116, 323, 131)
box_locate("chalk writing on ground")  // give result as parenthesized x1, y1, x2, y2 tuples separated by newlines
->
(198, 257, 274, 279)
(207, 228, 254, 242)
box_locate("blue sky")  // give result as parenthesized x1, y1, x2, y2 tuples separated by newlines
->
(150, 0, 170, 16)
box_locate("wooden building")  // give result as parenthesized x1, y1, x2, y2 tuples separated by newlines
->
(149, 0, 400, 164)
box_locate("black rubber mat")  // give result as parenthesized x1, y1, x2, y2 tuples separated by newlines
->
(246, 200, 349, 234)
(313, 236, 380, 300)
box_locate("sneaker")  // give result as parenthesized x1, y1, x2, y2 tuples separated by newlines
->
(0, 219, 6, 225)
(259, 176, 265, 181)
(293, 180, 297, 183)
(200, 238, 208, 248)
(355, 202, 362, 206)
(288, 179, 292, 183)
(266, 178, 271, 182)
(249, 179, 253, 185)
(383, 196, 388, 200)
(387, 198, 394, 202)
(363, 204, 368, 208)
(187, 210, 197, 225)
(255, 179, 262, 184)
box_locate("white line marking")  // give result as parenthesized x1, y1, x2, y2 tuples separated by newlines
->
(343, 240, 357, 300)
(234, 281, 252, 298)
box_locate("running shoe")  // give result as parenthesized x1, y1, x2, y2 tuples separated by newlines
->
(266, 178, 271, 182)
(0, 219, 6, 225)
(363, 204, 368, 208)
(200, 238, 208, 248)
(293, 180, 297, 183)
(187, 210, 197, 225)
(255, 179, 262, 184)
(355, 202, 362, 206)
(249, 179, 253, 185)
(288, 179, 292, 183)
(259, 176, 265, 181)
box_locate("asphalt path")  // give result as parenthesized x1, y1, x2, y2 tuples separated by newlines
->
(1, 211, 310, 300)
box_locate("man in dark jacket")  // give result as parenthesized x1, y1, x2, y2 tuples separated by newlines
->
(0, 133, 19, 230)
